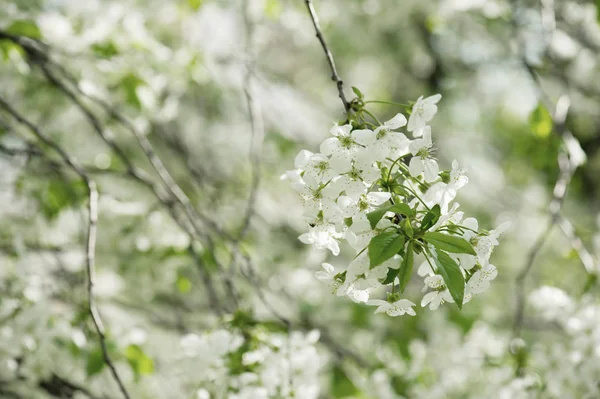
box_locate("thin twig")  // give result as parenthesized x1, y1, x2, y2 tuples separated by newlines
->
(511, 0, 597, 340)
(0, 98, 131, 399)
(304, 0, 350, 113)
(239, 5, 264, 242)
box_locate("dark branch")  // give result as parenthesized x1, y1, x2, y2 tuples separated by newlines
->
(304, 0, 350, 113)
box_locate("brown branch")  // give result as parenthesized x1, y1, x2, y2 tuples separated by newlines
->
(304, 0, 350, 113)
(0, 98, 131, 399)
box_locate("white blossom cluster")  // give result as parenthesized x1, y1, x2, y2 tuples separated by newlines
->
(525, 286, 600, 397)
(180, 324, 321, 399)
(283, 94, 508, 316)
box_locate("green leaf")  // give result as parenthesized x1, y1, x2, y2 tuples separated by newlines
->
(529, 102, 553, 138)
(402, 218, 413, 238)
(382, 265, 400, 285)
(423, 232, 476, 255)
(434, 251, 465, 309)
(119, 73, 145, 110)
(125, 345, 155, 378)
(187, 0, 203, 10)
(176, 275, 191, 293)
(0, 40, 25, 62)
(597, 0, 600, 25)
(368, 232, 405, 268)
(86, 349, 105, 377)
(366, 203, 413, 229)
(352, 86, 363, 99)
(38, 179, 87, 220)
(265, 0, 282, 19)
(91, 41, 119, 59)
(7, 20, 42, 40)
(398, 242, 414, 293)
(420, 204, 441, 231)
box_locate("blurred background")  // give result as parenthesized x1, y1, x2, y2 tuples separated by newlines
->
(1, 0, 600, 398)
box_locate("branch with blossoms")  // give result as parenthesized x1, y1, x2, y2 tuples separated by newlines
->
(290, 1, 508, 319)
(283, 92, 507, 316)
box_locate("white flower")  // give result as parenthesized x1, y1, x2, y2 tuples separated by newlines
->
(529, 286, 574, 322)
(423, 160, 468, 213)
(474, 222, 510, 265)
(320, 123, 360, 174)
(353, 113, 409, 162)
(407, 94, 442, 137)
(466, 264, 497, 296)
(421, 289, 454, 310)
(345, 286, 370, 303)
(367, 299, 417, 316)
(408, 127, 439, 182)
(300, 152, 338, 183)
(298, 224, 341, 255)
(315, 263, 342, 293)
(337, 191, 391, 219)
(421, 275, 455, 310)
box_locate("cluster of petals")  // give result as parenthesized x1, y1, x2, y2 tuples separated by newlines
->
(284, 94, 506, 316)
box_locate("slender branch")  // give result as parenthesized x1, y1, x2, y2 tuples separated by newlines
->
(304, 0, 350, 113)
(0, 98, 131, 399)
(511, 0, 598, 341)
(239, 6, 264, 242)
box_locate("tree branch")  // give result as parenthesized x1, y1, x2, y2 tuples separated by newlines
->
(0, 98, 131, 399)
(304, 0, 350, 113)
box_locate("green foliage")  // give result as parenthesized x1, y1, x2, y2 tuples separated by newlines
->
(423, 232, 476, 255)
(176, 275, 192, 293)
(352, 86, 364, 99)
(420, 205, 441, 232)
(366, 203, 413, 229)
(265, 0, 282, 19)
(119, 73, 145, 109)
(86, 349, 105, 377)
(331, 365, 359, 397)
(187, 0, 203, 11)
(125, 344, 155, 378)
(398, 242, 414, 293)
(37, 178, 87, 220)
(529, 102, 553, 138)
(6, 20, 42, 39)
(368, 231, 405, 268)
(91, 41, 119, 59)
(0, 40, 25, 61)
(434, 251, 465, 309)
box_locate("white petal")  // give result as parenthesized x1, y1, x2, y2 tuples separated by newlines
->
(423, 93, 442, 105)
(409, 157, 424, 177)
(421, 291, 437, 307)
(422, 126, 432, 146)
(320, 137, 340, 155)
(327, 239, 340, 256)
(384, 113, 407, 129)
(417, 261, 433, 277)
(409, 138, 425, 155)
(329, 153, 353, 174)
(330, 123, 352, 137)
(298, 233, 312, 244)
(315, 271, 331, 281)
(352, 129, 376, 146)
(367, 192, 392, 206)
(294, 150, 313, 169)
(423, 159, 439, 182)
